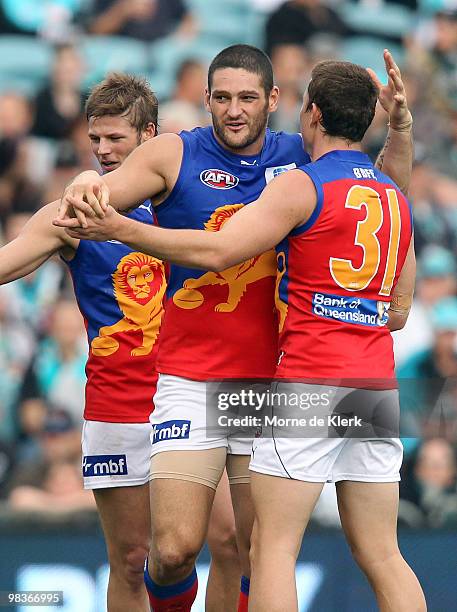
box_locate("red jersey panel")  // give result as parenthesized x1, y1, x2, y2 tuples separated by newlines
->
(275, 150, 413, 386)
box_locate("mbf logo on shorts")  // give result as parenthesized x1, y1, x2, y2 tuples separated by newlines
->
(200, 169, 239, 190)
(152, 420, 191, 444)
(83, 454, 128, 477)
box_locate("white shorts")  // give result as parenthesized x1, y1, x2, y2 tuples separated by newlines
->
(250, 383, 403, 483)
(81, 420, 152, 490)
(150, 374, 253, 456)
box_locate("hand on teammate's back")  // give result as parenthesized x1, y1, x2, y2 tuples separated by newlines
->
(368, 49, 412, 131)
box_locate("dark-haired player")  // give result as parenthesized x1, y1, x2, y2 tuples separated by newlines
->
(57, 45, 414, 611)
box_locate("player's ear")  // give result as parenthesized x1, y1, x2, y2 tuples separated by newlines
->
(310, 103, 322, 127)
(268, 86, 280, 114)
(141, 122, 156, 142)
(204, 88, 211, 113)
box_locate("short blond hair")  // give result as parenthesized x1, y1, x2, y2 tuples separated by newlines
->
(85, 72, 158, 134)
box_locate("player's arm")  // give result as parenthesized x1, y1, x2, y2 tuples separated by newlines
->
(0, 201, 76, 284)
(369, 50, 413, 194)
(387, 236, 415, 332)
(56, 133, 183, 227)
(63, 170, 316, 270)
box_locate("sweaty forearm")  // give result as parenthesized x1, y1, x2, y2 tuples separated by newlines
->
(376, 124, 413, 195)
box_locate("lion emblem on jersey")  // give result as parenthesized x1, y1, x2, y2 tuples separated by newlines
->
(173, 204, 276, 313)
(91, 253, 166, 357)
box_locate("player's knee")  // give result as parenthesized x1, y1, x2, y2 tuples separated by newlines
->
(207, 522, 238, 564)
(153, 537, 200, 578)
(111, 542, 150, 589)
(350, 541, 400, 574)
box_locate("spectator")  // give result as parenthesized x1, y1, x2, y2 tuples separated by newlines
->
(43, 140, 83, 202)
(269, 44, 309, 133)
(264, 0, 350, 56)
(7, 408, 95, 513)
(32, 44, 86, 141)
(160, 58, 208, 133)
(15, 397, 48, 461)
(0, 210, 64, 331)
(88, 0, 196, 42)
(0, 139, 43, 227)
(8, 459, 95, 512)
(398, 297, 457, 452)
(69, 115, 100, 171)
(394, 245, 457, 367)
(400, 438, 457, 528)
(0, 0, 82, 40)
(0, 289, 37, 443)
(0, 441, 15, 499)
(19, 300, 87, 423)
(409, 155, 457, 253)
(0, 93, 33, 139)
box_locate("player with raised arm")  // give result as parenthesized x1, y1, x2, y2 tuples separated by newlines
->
(55, 46, 414, 612)
(0, 73, 241, 612)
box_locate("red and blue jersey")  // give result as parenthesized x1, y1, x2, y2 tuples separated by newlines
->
(66, 202, 167, 422)
(155, 126, 310, 380)
(275, 150, 413, 386)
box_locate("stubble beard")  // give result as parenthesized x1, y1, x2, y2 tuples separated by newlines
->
(212, 103, 269, 152)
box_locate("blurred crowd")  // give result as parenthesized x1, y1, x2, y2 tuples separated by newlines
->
(0, 0, 456, 528)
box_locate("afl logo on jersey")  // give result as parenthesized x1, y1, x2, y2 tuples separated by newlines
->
(200, 169, 239, 190)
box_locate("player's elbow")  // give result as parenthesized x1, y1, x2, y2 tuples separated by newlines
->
(198, 244, 234, 271)
(206, 252, 230, 272)
(388, 312, 409, 332)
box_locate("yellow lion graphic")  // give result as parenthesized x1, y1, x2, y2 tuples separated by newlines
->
(173, 204, 276, 313)
(91, 252, 166, 357)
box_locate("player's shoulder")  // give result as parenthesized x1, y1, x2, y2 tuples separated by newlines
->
(178, 125, 212, 144)
(143, 132, 182, 155)
(372, 166, 402, 192)
(267, 129, 309, 155)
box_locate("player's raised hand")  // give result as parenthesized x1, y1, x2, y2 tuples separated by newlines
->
(55, 172, 110, 229)
(367, 49, 413, 132)
(61, 205, 125, 242)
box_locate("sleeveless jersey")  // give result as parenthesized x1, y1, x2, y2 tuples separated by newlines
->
(66, 202, 167, 422)
(154, 126, 310, 380)
(275, 150, 413, 386)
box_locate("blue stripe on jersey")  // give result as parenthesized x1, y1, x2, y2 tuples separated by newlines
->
(291, 163, 324, 235)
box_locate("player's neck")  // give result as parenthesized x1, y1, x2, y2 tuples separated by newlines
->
(310, 137, 362, 162)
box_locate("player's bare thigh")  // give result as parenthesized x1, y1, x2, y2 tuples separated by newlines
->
(149, 448, 227, 556)
(94, 484, 151, 562)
